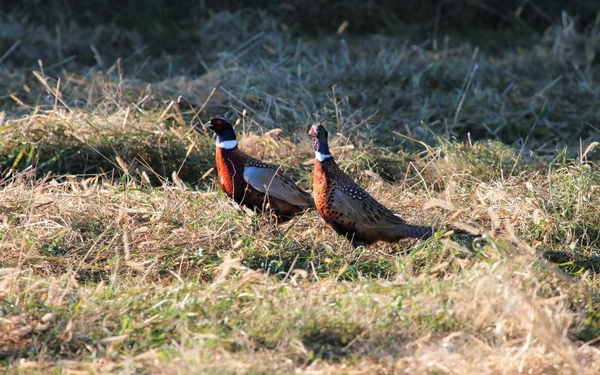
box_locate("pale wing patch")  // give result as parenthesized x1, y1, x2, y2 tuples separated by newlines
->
(243, 166, 312, 208)
(332, 187, 406, 230)
(331, 188, 362, 219)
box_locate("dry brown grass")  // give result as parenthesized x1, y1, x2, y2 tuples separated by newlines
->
(2, 7, 600, 375)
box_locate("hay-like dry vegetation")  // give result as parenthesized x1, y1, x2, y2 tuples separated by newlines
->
(1, 2, 600, 374)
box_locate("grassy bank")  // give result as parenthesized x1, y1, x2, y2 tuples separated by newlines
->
(2, 4, 600, 374)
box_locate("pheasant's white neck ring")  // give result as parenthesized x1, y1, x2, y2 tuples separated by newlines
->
(315, 151, 332, 161)
(216, 139, 238, 149)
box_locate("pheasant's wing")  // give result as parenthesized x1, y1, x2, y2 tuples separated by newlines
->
(331, 181, 407, 229)
(243, 166, 313, 208)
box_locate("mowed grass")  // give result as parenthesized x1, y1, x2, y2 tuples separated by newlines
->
(2, 8, 600, 374)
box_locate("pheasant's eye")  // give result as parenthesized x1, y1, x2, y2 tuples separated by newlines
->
(214, 119, 222, 125)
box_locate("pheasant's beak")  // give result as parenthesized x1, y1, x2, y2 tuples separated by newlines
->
(308, 124, 319, 137)
(203, 121, 213, 129)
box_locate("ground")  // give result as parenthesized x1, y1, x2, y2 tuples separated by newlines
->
(1, 3, 600, 374)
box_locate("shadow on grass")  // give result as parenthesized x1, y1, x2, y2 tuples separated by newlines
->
(543, 250, 600, 275)
(1, 135, 214, 187)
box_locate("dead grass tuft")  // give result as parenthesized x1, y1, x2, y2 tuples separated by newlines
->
(2, 7, 600, 374)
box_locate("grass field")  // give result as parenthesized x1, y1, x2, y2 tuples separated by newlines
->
(2, 3, 600, 374)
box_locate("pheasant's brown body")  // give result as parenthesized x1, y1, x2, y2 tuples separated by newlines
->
(202, 116, 314, 223)
(310, 124, 433, 247)
(216, 146, 313, 221)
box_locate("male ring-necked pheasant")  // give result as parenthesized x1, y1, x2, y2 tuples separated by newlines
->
(309, 123, 434, 247)
(201, 116, 315, 222)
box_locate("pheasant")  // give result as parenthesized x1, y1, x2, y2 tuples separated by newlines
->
(201, 116, 314, 222)
(309, 123, 434, 247)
